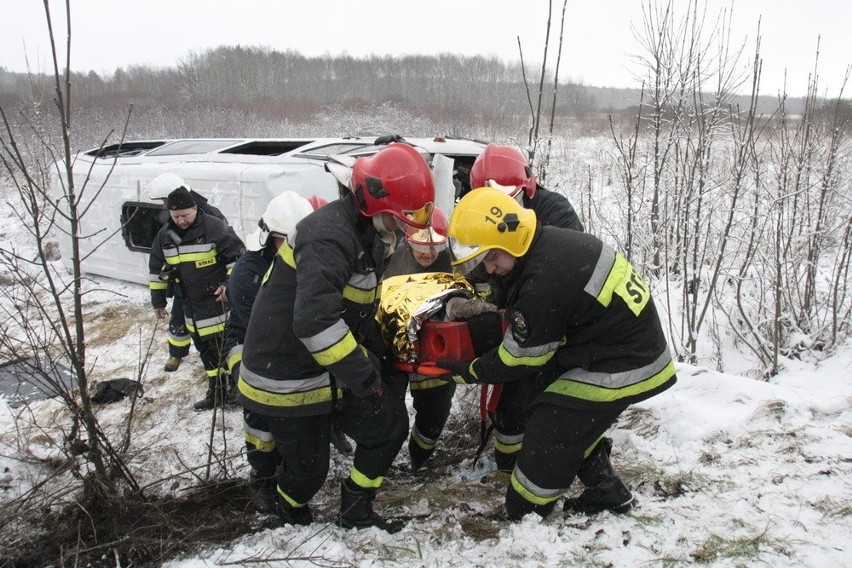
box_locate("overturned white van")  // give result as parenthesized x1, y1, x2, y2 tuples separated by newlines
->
(54, 136, 486, 285)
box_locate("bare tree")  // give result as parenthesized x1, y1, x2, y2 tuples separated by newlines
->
(0, 0, 139, 508)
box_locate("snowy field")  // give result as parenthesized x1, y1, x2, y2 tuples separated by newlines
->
(0, 174, 850, 567)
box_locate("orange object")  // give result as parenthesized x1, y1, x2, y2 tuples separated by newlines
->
(417, 320, 476, 362)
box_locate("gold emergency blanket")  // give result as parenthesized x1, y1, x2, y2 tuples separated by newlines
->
(377, 272, 474, 363)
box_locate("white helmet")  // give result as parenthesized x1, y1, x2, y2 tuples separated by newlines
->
(149, 173, 190, 200)
(245, 191, 315, 251)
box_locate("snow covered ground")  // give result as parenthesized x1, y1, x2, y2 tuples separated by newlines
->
(0, 271, 849, 567)
(0, 178, 850, 567)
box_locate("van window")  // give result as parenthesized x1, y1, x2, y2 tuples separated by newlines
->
(146, 140, 242, 156)
(86, 141, 167, 159)
(221, 140, 317, 156)
(121, 202, 167, 252)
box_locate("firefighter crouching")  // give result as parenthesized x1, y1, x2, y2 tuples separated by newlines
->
(148, 187, 245, 410)
(467, 143, 586, 473)
(438, 187, 677, 520)
(237, 143, 436, 533)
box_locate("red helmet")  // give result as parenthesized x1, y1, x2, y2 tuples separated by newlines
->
(470, 143, 537, 199)
(351, 143, 435, 230)
(307, 195, 328, 210)
(406, 208, 448, 252)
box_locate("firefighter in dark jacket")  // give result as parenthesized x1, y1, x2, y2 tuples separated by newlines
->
(222, 192, 350, 513)
(238, 143, 436, 532)
(148, 187, 245, 410)
(149, 173, 229, 373)
(382, 209, 456, 471)
(468, 143, 585, 473)
(441, 187, 677, 520)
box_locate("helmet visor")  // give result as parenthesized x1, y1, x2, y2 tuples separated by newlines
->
(407, 227, 447, 253)
(449, 236, 488, 276)
(486, 179, 524, 202)
(399, 201, 435, 230)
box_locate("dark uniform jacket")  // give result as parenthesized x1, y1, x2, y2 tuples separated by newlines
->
(471, 226, 676, 410)
(148, 210, 244, 338)
(238, 197, 386, 417)
(523, 186, 584, 232)
(223, 246, 276, 374)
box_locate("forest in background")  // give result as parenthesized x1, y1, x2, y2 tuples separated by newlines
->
(0, 46, 826, 150)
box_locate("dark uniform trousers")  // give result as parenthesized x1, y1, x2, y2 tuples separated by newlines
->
(267, 386, 408, 505)
(385, 371, 456, 457)
(189, 324, 227, 382)
(503, 374, 628, 518)
(168, 293, 192, 358)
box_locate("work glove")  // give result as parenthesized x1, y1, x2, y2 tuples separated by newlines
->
(363, 384, 386, 416)
(465, 311, 504, 355)
(434, 360, 479, 384)
(445, 297, 498, 320)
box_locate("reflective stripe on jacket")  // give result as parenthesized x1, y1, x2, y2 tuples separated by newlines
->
(148, 210, 244, 337)
(472, 226, 676, 409)
(239, 197, 385, 417)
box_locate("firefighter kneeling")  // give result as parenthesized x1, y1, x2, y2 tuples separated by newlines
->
(438, 187, 677, 520)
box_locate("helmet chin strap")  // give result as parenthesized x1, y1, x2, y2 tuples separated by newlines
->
(372, 215, 397, 258)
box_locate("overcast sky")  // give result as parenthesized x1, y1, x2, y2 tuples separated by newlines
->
(1, 0, 848, 97)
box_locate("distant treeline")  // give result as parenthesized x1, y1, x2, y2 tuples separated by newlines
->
(0, 45, 810, 125)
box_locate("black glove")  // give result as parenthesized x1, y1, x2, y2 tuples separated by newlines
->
(434, 360, 479, 384)
(374, 134, 405, 145)
(363, 384, 386, 416)
(465, 311, 503, 355)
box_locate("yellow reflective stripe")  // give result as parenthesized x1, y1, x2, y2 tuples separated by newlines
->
(278, 486, 306, 508)
(164, 249, 217, 265)
(168, 335, 192, 348)
(237, 376, 341, 408)
(342, 284, 377, 304)
(510, 472, 560, 506)
(411, 427, 438, 450)
(277, 241, 297, 269)
(227, 350, 242, 371)
(497, 343, 555, 367)
(149, 281, 168, 290)
(495, 439, 523, 454)
(584, 435, 606, 459)
(409, 378, 451, 390)
(244, 431, 276, 453)
(205, 368, 219, 378)
(546, 360, 676, 402)
(349, 468, 383, 489)
(187, 321, 226, 337)
(312, 331, 358, 366)
(590, 252, 650, 316)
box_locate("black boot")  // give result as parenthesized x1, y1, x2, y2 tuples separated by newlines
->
(192, 377, 225, 411)
(248, 471, 277, 514)
(563, 438, 634, 514)
(408, 436, 434, 472)
(337, 479, 404, 533)
(275, 494, 313, 526)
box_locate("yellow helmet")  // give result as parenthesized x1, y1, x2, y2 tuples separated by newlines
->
(447, 187, 537, 275)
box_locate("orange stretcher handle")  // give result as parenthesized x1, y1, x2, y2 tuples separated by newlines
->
(393, 361, 452, 377)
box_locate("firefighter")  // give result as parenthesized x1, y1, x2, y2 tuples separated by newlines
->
(222, 191, 315, 512)
(238, 143, 436, 532)
(467, 143, 585, 473)
(439, 187, 677, 520)
(148, 187, 245, 411)
(382, 210, 457, 471)
(149, 173, 229, 373)
(224, 192, 351, 513)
